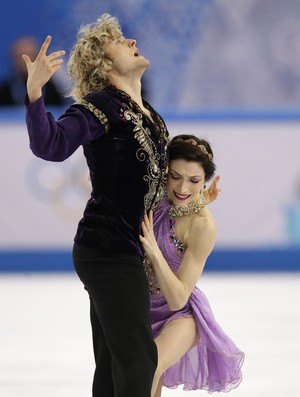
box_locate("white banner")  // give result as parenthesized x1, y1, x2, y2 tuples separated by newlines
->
(1, 120, 300, 249)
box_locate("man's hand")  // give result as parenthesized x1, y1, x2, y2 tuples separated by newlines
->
(22, 35, 65, 104)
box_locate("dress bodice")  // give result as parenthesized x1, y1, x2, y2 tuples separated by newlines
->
(154, 199, 185, 271)
(144, 199, 185, 297)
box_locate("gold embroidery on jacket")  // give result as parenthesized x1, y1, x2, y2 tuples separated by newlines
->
(122, 102, 168, 211)
(75, 99, 110, 134)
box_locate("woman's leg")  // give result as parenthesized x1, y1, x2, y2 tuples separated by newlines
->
(151, 317, 198, 397)
(152, 375, 164, 397)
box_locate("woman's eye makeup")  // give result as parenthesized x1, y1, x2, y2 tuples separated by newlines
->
(170, 173, 201, 183)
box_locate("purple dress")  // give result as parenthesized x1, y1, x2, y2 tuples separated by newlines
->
(148, 199, 244, 393)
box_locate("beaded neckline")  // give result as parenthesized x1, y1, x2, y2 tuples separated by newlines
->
(167, 196, 205, 218)
(167, 196, 205, 253)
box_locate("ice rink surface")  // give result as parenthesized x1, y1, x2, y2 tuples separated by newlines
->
(0, 272, 299, 397)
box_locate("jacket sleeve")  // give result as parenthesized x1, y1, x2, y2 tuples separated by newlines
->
(25, 96, 105, 162)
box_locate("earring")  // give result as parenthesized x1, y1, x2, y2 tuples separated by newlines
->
(200, 188, 206, 205)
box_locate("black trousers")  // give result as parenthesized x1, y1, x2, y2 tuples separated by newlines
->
(73, 242, 157, 397)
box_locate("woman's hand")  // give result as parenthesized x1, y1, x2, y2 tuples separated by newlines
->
(139, 210, 161, 261)
(203, 175, 221, 204)
(22, 35, 65, 103)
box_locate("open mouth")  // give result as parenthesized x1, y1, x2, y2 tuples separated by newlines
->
(174, 192, 191, 201)
(134, 49, 139, 57)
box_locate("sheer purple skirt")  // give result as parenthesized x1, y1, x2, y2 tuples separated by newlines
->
(150, 286, 244, 393)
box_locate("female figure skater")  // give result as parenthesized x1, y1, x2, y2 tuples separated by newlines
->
(140, 135, 244, 397)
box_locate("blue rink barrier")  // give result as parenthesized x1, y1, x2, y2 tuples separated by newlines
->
(0, 248, 299, 273)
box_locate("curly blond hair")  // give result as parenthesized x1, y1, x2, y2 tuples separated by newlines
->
(67, 14, 123, 100)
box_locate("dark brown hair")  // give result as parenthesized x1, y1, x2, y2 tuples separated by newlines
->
(168, 134, 216, 181)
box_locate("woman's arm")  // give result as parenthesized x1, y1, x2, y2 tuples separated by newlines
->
(140, 210, 216, 311)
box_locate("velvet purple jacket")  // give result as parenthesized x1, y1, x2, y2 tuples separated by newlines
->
(25, 86, 169, 257)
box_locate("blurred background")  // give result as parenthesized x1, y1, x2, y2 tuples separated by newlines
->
(1, 0, 300, 270)
(0, 1, 300, 396)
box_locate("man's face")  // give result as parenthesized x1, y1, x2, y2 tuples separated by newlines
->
(104, 36, 150, 76)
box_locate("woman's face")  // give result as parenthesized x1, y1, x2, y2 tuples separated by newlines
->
(167, 159, 206, 206)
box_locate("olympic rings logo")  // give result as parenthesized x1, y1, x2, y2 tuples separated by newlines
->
(25, 155, 91, 222)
